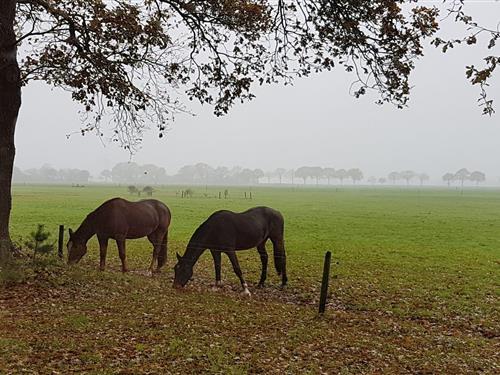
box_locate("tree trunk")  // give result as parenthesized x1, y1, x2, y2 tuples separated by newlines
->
(0, 0, 21, 262)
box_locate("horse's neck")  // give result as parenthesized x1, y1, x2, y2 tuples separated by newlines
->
(74, 216, 95, 243)
(184, 243, 205, 263)
(183, 226, 210, 262)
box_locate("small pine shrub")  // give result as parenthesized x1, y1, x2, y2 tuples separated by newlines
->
(24, 224, 55, 259)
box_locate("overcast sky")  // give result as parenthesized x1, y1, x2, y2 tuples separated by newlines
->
(14, 2, 500, 183)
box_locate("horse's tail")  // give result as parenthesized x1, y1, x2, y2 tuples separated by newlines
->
(272, 236, 286, 275)
(272, 239, 288, 286)
(271, 211, 287, 285)
(157, 230, 168, 268)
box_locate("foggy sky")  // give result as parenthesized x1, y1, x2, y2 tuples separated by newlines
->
(14, 2, 500, 183)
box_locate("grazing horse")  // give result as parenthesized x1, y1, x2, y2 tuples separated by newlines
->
(173, 206, 287, 295)
(67, 198, 171, 273)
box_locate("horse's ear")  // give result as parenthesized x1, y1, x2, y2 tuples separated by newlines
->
(176, 252, 182, 262)
(68, 228, 73, 237)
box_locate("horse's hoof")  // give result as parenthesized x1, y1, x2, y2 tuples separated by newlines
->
(240, 288, 252, 297)
(215, 281, 223, 288)
(257, 283, 265, 289)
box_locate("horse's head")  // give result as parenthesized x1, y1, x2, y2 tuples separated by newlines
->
(67, 228, 87, 265)
(173, 252, 193, 288)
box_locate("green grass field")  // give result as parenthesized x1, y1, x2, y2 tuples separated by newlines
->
(1, 185, 499, 373)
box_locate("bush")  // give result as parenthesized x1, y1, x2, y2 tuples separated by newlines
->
(24, 224, 55, 259)
(127, 185, 139, 195)
(143, 186, 154, 197)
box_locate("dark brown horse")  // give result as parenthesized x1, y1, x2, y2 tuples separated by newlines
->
(173, 206, 287, 295)
(67, 198, 171, 273)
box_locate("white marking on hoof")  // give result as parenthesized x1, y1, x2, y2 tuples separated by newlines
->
(215, 280, 223, 287)
(241, 288, 251, 297)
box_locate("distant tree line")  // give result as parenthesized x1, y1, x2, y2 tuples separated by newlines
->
(13, 164, 90, 184)
(13, 163, 489, 187)
(102, 163, 367, 186)
(291, 167, 364, 185)
(386, 171, 430, 186)
(442, 169, 486, 187)
(99, 162, 264, 185)
(173, 164, 264, 185)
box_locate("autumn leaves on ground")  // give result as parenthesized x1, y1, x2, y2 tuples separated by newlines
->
(1, 186, 499, 373)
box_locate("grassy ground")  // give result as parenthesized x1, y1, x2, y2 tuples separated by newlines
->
(1, 185, 499, 373)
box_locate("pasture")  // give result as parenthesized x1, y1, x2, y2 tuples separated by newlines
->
(1, 185, 499, 373)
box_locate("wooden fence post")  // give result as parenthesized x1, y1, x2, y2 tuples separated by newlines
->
(318, 251, 332, 314)
(58, 225, 64, 258)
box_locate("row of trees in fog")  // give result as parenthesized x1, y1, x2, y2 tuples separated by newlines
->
(12, 163, 488, 187)
(368, 169, 486, 187)
(442, 169, 486, 187)
(290, 167, 363, 185)
(13, 165, 90, 184)
(100, 163, 367, 185)
(100, 162, 264, 185)
(385, 171, 430, 185)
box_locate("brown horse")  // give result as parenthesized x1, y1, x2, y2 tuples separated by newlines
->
(67, 198, 171, 273)
(173, 206, 287, 295)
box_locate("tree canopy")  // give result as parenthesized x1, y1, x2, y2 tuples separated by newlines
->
(13, 0, 447, 149)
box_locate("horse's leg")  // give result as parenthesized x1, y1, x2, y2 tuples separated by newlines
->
(226, 251, 250, 296)
(257, 242, 268, 288)
(116, 238, 128, 272)
(97, 236, 109, 271)
(156, 229, 168, 272)
(147, 232, 161, 275)
(210, 250, 222, 287)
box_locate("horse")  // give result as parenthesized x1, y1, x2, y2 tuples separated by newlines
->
(173, 206, 287, 295)
(67, 197, 171, 273)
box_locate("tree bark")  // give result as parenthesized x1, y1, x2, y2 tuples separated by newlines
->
(0, 0, 21, 262)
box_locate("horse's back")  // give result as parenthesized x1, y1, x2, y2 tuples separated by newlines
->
(138, 199, 172, 230)
(195, 206, 283, 250)
(209, 206, 282, 222)
(138, 199, 171, 218)
(92, 198, 171, 238)
(240, 206, 284, 233)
